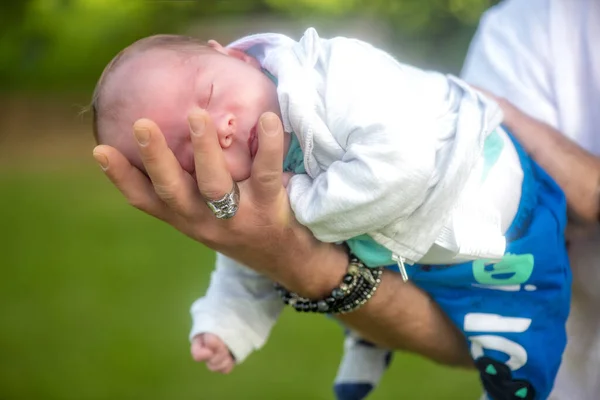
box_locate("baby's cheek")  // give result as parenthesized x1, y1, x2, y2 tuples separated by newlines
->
(175, 144, 196, 175)
(179, 153, 196, 175)
(225, 152, 252, 182)
(120, 145, 147, 175)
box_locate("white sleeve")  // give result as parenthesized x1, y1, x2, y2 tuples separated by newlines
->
(189, 253, 284, 364)
(287, 39, 440, 243)
(461, 0, 558, 127)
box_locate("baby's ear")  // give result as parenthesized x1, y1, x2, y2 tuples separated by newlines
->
(208, 40, 261, 68)
(207, 40, 227, 54)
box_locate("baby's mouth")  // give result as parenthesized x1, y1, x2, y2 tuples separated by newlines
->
(248, 125, 258, 158)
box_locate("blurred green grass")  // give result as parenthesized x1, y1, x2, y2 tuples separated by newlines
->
(0, 164, 481, 399)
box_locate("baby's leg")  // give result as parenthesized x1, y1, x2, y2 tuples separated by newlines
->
(410, 167, 571, 399)
(421, 269, 569, 400)
(410, 141, 572, 399)
(333, 329, 393, 400)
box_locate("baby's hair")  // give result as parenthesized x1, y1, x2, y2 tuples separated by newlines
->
(91, 34, 211, 143)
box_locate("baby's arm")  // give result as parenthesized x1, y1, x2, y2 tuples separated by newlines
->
(189, 252, 284, 369)
(287, 40, 440, 244)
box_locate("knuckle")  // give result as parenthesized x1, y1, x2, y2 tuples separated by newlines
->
(153, 180, 189, 211)
(197, 180, 229, 201)
(153, 180, 179, 200)
(254, 170, 278, 186)
(200, 188, 226, 201)
(140, 150, 160, 166)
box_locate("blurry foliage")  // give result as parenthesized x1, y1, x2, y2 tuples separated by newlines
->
(267, 0, 496, 30)
(266, 0, 499, 72)
(0, 0, 191, 92)
(0, 0, 497, 92)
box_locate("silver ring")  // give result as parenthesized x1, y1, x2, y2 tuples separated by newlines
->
(203, 182, 240, 219)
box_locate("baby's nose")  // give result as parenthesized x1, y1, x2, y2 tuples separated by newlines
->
(217, 114, 236, 136)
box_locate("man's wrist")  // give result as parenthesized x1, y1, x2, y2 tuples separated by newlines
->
(271, 230, 349, 299)
(241, 215, 350, 299)
(301, 242, 350, 298)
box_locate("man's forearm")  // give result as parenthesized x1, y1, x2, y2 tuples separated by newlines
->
(270, 232, 473, 368)
(339, 271, 473, 368)
(501, 100, 600, 223)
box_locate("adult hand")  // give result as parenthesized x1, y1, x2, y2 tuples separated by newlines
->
(93, 109, 473, 368)
(92, 110, 345, 297)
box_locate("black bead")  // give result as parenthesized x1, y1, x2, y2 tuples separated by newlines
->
(309, 302, 318, 312)
(317, 300, 329, 312)
(332, 288, 345, 299)
(343, 274, 353, 284)
(301, 302, 311, 312)
(293, 302, 304, 312)
(326, 297, 336, 304)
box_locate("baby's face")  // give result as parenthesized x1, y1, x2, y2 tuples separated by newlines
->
(104, 42, 280, 181)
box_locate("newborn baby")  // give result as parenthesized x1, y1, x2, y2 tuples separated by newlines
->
(92, 29, 570, 400)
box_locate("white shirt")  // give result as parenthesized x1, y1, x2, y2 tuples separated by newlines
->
(231, 28, 514, 264)
(191, 28, 525, 363)
(462, 0, 600, 398)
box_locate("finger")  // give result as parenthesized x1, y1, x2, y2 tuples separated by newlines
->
(191, 339, 214, 362)
(202, 333, 227, 353)
(202, 334, 230, 364)
(217, 362, 234, 375)
(207, 351, 234, 371)
(188, 109, 234, 200)
(93, 145, 172, 221)
(206, 348, 229, 366)
(208, 356, 235, 374)
(133, 118, 204, 217)
(250, 112, 285, 200)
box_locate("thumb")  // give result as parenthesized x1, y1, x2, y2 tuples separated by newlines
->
(191, 335, 214, 362)
(250, 112, 285, 201)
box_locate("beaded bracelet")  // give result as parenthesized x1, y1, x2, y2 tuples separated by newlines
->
(273, 256, 383, 315)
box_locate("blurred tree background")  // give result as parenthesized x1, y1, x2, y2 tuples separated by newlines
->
(0, 1, 498, 399)
(0, 0, 498, 92)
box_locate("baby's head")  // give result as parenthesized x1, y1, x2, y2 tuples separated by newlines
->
(92, 34, 280, 181)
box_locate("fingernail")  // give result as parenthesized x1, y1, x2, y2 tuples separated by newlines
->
(189, 111, 205, 136)
(93, 151, 109, 171)
(261, 114, 279, 137)
(134, 127, 150, 146)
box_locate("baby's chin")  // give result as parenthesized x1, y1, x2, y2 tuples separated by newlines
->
(231, 167, 252, 182)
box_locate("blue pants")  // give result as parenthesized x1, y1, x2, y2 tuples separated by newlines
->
(409, 135, 571, 400)
(334, 134, 571, 400)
